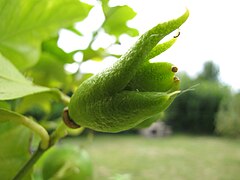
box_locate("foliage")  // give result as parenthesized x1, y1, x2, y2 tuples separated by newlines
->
(0, 121, 32, 180)
(102, 3, 139, 39)
(165, 62, 230, 134)
(0, 0, 92, 70)
(0, 54, 61, 100)
(215, 93, 240, 137)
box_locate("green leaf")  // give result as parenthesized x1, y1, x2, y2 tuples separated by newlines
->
(101, 0, 110, 15)
(42, 37, 75, 64)
(28, 52, 72, 90)
(16, 93, 54, 119)
(0, 101, 10, 109)
(0, 54, 60, 100)
(0, 108, 50, 148)
(82, 47, 108, 62)
(103, 5, 139, 38)
(0, 78, 51, 100)
(0, 119, 32, 179)
(81, 47, 121, 62)
(0, 54, 28, 84)
(0, 108, 28, 123)
(0, 0, 92, 70)
(66, 26, 83, 37)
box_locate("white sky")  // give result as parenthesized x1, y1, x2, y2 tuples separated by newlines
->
(59, 0, 240, 91)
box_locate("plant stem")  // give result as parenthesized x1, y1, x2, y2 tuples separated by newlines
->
(0, 108, 50, 149)
(50, 121, 68, 146)
(21, 116, 50, 149)
(13, 147, 45, 180)
(59, 92, 70, 105)
(13, 121, 69, 179)
(11, 88, 72, 179)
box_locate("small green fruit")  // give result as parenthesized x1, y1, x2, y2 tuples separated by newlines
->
(126, 62, 179, 92)
(41, 146, 93, 180)
(65, 10, 189, 132)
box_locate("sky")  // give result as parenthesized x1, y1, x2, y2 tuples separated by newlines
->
(59, 0, 240, 91)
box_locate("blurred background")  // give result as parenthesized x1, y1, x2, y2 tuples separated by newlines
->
(1, 0, 239, 179)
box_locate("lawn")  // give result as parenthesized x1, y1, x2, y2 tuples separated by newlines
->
(63, 135, 240, 180)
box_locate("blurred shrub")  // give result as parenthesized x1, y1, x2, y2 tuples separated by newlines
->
(197, 61, 220, 82)
(165, 71, 230, 134)
(215, 93, 240, 137)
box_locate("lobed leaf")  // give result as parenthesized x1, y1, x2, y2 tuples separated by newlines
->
(103, 5, 139, 38)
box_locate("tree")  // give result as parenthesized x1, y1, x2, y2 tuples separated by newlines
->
(197, 61, 220, 82)
(165, 63, 230, 134)
(215, 93, 240, 137)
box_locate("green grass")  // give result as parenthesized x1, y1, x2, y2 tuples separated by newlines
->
(63, 135, 240, 180)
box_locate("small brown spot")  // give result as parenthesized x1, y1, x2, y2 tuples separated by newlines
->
(174, 31, 181, 38)
(172, 66, 178, 73)
(174, 76, 180, 82)
(62, 108, 81, 129)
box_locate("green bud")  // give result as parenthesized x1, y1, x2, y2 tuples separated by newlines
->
(65, 10, 189, 132)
